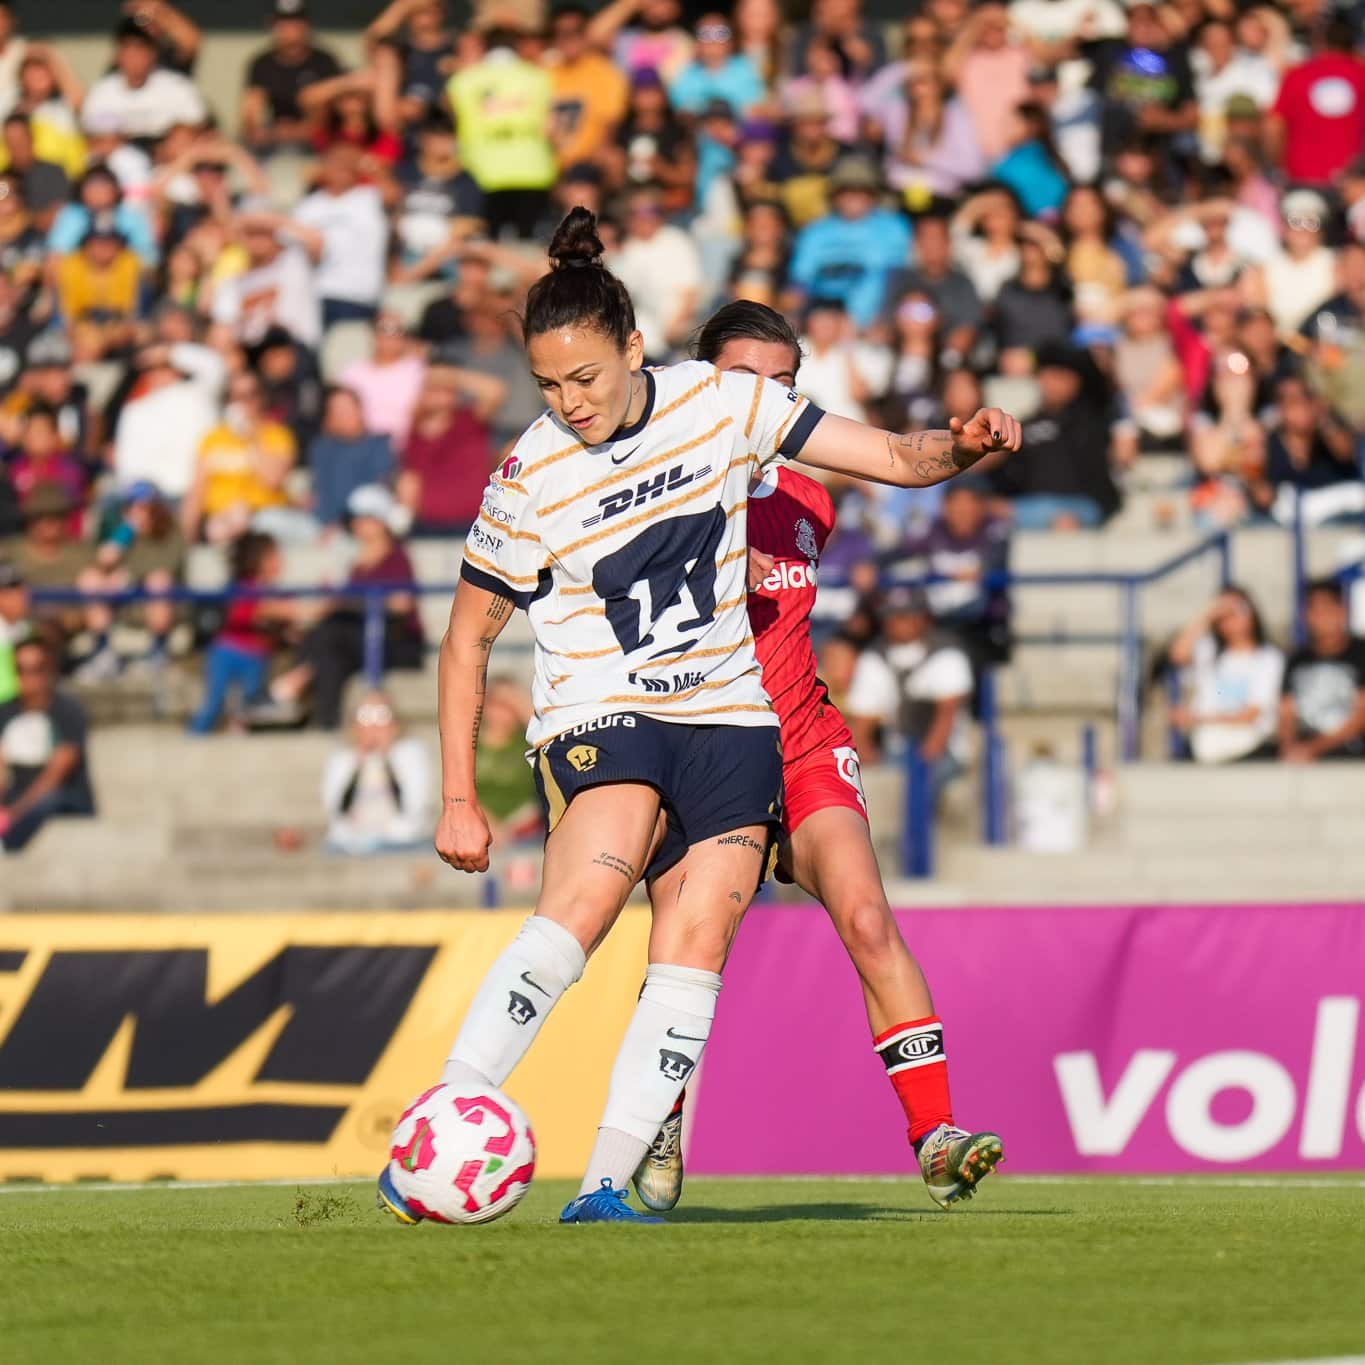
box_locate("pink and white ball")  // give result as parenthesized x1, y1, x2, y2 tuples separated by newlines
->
(386, 1082, 536, 1224)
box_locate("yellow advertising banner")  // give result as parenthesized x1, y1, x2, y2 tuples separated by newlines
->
(0, 910, 651, 1183)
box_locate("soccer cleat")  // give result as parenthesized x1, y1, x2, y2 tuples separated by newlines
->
(560, 1179, 665, 1225)
(917, 1124, 1004, 1208)
(633, 1097, 685, 1212)
(376, 1166, 424, 1224)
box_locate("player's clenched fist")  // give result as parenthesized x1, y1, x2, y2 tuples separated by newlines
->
(435, 799, 493, 873)
(950, 407, 1023, 457)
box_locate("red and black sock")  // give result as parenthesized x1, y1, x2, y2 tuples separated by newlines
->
(873, 1016, 953, 1150)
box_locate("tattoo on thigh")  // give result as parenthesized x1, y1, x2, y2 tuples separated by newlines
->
(592, 851, 636, 882)
(485, 596, 513, 622)
(728, 891, 743, 904)
(716, 833, 765, 854)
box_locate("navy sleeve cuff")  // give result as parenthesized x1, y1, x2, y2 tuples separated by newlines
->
(461, 560, 531, 611)
(778, 403, 825, 458)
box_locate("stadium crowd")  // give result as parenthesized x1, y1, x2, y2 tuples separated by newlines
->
(2, 0, 1365, 852)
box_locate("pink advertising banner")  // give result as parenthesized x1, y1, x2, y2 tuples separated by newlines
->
(688, 903, 1365, 1174)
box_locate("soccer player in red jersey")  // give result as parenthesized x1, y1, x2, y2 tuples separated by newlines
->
(634, 302, 1004, 1211)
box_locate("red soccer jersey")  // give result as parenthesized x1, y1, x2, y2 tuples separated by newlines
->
(747, 464, 849, 762)
(1273, 54, 1365, 185)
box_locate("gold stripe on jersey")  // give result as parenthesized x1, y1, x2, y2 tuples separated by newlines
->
(463, 545, 543, 586)
(743, 372, 764, 439)
(542, 603, 607, 626)
(535, 417, 733, 518)
(627, 637, 754, 671)
(718, 546, 746, 570)
(537, 749, 568, 830)
(555, 458, 749, 560)
(544, 641, 621, 661)
(521, 373, 716, 480)
(478, 509, 540, 542)
(558, 583, 597, 596)
(499, 479, 529, 496)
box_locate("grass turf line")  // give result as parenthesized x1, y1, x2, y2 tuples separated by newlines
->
(1, 1176, 1362, 1365)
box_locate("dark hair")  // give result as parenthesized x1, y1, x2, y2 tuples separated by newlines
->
(692, 300, 802, 375)
(229, 530, 278, 583)
(1304, 576, 1345, 606)
(23, 402, 57, 428)
(521, 207, 636, 350)
(1213, 585, 1267, 653)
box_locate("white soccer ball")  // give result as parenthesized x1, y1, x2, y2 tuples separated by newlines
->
(386, 1082, 536, 1224)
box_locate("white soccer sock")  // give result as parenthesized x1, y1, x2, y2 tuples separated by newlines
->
(578, 963, 722, 1198)
(441, 915, 586, 1088)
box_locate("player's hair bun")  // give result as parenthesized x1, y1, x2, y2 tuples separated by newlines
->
(523, 208, 636, 349)
(548, 207, 605, 271)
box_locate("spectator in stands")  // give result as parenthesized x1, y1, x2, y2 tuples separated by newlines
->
(48, 164, 156, 268)
(254, 325, 324, 449)
(587, 0, 694, 85)
(446, 24, 556, 242)
(944, 3, 1031, 164)
(952, 186, 1021, 305)
(241, 0, 342, 156)
(1248, 375, 1361, 527)
(767, 88, 841, 229)
(545, 4, 628, 171)
(293, 145, 389, 330)
(73, 483, 182, 684)
(795, 296, 889, 423)
(996, 344, 1125, 530)
(609, 182, 704, 360)
(1085, 2, 1198, 158)
(392, 117, 482, 271)
(0, 2, 28, 119)
(211, 205, 322, 349)
(845, 585, 974, 795)
(322, 689, 432, 854)
(268, 484, 423, 730)
(111, 341, 225, 501)
(1279, 578, 1365, 763)
(1113, 286, 1186, 452)
(5, 403, 82, 531)
(2, 115, 69, 225)
(189, 530, 299, 734)
(340, 312, 426, 443)
(883, 476, 1011, 669)
(992, 226, 1074, 358)
(0, 556, 26, 702)
(670, 13, 765, 117)
(790, 0, 885, 82)
(1168, 585, 1284, 763)
(608, 68, 696, 216)
(181, 369, 297, 545)
(0, 634, 94, 852)
(81, 18, 206, 144)
(398, 365, 501, 534)
(1191, 19, 1278, 164)
(1266, 13, 1365, 189)
(884, 210, 981, 366)
(1300, 242, 1365, 429)
(876, 61, 984, 201)
(54, 222, 143, 343)
(4, 482, 87, 601)
(367, 0, 457, 130)
(306, 385, 395, 532)
(787, 156, 911, 329)
(0, 179, 52, 307)
(475, 674, 543, 844)
(1244, 189, 1339, 340)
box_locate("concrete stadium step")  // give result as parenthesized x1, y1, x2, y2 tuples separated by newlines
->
(1118, 763, 1365, 813)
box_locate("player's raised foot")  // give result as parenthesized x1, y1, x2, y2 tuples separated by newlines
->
(376, 1166, 424, 1224)
(633, 1094, 685, 1211)
(560, 1179, 665, 1225)
(917, 1124, 1004, 1209)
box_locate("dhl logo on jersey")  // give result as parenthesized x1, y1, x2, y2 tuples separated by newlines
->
(580, 463, 713, 529)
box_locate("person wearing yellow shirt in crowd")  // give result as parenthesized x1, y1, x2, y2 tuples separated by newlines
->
(181, 370, 296, 545)
(446, 24, 555, 240)
(53, 222, 141, 354)
(546, 5, 628, 169)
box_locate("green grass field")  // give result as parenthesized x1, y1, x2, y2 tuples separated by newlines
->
(2, 1175, 1363, 1365)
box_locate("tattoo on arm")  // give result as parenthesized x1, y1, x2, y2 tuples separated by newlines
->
(716, 833, 766, 854)
(592, 851, 637, 882)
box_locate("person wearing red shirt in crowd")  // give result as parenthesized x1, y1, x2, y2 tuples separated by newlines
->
(631, 300, 1004, 1216)
(1267, 14, 1365, 186)
(397, 366, 504, 534)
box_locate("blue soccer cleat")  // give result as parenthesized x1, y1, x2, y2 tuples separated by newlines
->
(376, 1166, 424, 1225)
(560, 1178, 665, 1225)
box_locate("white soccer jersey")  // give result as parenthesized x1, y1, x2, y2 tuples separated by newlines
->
(463, 360, 825, 749)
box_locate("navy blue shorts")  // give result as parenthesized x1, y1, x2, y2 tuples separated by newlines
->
(532, 714, 784, 882)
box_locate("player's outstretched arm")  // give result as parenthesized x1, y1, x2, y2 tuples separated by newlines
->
(794, 407, 1022, 489)
(435, 578, 515, 874)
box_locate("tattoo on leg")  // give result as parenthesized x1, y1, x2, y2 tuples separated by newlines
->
(485, 596, 512, 622)
(716, 833, 766, 854)
(728, 891, 743, 904)
(592, 851, 636, 881)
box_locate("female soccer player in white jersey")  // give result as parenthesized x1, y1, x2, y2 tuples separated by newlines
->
(377, 209, 1020, 1225)
(632, 302, 1002, 1214)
